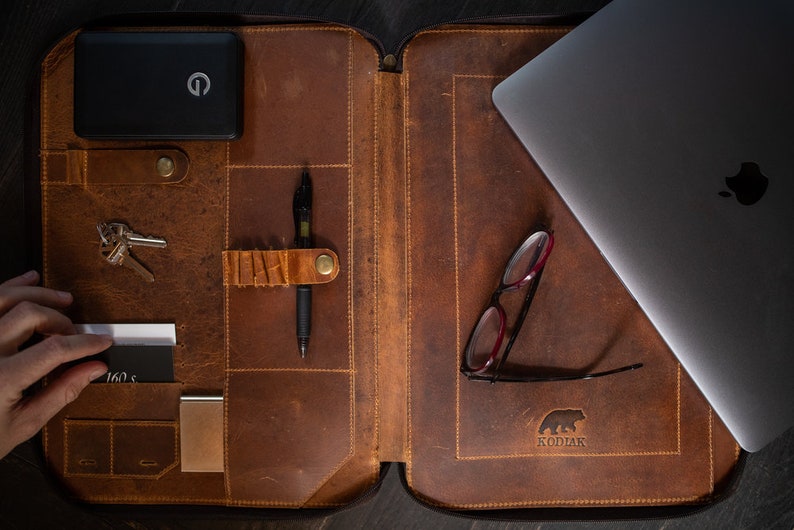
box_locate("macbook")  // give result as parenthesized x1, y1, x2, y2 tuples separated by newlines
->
(493, 0, 794, 452)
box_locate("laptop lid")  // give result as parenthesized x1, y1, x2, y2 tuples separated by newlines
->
(74, 31, 242, 140)
(493, 0, 794, 452)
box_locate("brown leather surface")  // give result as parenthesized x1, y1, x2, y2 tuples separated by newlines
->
(41, 148, 189, 185)
(38, 23, 738, 510)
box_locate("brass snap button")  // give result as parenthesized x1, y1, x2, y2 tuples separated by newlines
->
(156, 156, 175, 178)
(315, 254, 334, 275)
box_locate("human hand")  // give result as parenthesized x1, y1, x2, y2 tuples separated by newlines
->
(0, 270, 111, 459)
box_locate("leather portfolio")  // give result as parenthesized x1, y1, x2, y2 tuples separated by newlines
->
(34, 20, 741, 513)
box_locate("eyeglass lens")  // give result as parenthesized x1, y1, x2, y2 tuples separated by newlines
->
(502, 231, 551, 287)
(465, 230, 550, 373)
(465, 305, 504, 372)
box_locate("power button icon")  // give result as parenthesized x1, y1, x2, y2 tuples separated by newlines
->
(187, 72, 211, 96)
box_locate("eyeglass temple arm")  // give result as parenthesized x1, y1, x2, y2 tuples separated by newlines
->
(467, 362, 644, 383)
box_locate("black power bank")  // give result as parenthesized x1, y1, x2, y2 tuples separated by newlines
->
(74, 31, 242, 140)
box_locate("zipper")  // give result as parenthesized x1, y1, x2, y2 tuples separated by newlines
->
(383, 11, 599, 72)
(76, 9, 596, 72)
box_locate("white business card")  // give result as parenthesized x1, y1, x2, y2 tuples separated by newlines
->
(74, 323, 176, 346)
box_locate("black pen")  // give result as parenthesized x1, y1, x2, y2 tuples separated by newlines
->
(293, 170, 313, 358)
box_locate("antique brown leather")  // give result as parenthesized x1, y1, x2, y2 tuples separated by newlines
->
(222, 249, 340, 286)
(41, 148, 188, 185)
(39, 24, 739, 509)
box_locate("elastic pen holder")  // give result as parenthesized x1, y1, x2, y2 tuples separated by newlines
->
(222, 248, 340, 287)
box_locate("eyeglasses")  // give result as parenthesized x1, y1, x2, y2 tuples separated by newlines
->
(460, 229, 643, 383)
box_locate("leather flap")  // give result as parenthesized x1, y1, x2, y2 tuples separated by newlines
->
(42, 148, 188, 184)
(222, 248, 339, 286)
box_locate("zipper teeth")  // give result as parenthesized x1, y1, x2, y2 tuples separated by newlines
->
(391, 11, 595, 59)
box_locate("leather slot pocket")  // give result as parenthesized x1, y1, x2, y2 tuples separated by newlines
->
(56, 382, 183, 480)
(64, 419, 178, 479)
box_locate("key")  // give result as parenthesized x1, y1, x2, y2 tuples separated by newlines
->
(97, 221, 165, 282)
(108, 222, 167, 249)
(100, 239, 155, 282)
(96, 222, 114, 246)
(124, 232, 168, 248)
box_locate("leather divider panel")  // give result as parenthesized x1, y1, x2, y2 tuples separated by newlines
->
(222, 27, 380, 507)
(401, 27, 740, 509)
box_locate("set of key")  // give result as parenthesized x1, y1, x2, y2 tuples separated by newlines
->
(97, 222, 167, 282)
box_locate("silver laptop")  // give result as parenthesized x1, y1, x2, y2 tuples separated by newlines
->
(493, 0, 794, 452)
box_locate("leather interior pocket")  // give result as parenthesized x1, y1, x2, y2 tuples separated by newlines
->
(51, 383, 183, 481)
(225, 371, 354, 505)
(64, 419, 178, 479)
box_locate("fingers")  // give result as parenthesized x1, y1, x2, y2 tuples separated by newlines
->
(0, 302, 76, 356)
(0, 333, 113, 400)
(0, 272, 111, 458)
(0, 270, 40, 288)
(0, 271, 73, 314)
(5, 359, 108, 451)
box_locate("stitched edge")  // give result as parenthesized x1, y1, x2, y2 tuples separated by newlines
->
(451, 73, 683, 460)
(404, 68, 414, 480)
(412, 491, 714, 510)
(223, 140, 232, 502)
(228, 163, 351, 170)
(452, 71, 462, 462)
(226, 367, 350, 374)
(709, 407, 715, 494)
(347, 25, 357, 463)
(372, 47, 382, 469)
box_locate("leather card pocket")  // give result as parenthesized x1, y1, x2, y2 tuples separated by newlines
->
(64, 419, 178, 479)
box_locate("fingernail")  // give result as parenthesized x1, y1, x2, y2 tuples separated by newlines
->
(22, 270, 38, 280)
(56, 290, 73, 302)
(89, 368, 108, 381)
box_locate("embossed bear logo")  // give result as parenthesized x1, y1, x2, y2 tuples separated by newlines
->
(538, 409, 585, 435)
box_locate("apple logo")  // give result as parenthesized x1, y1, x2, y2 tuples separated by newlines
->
(718, 162, 769, 205)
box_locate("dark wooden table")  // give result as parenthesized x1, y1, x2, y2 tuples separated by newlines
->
(1, 1, 792, 528)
